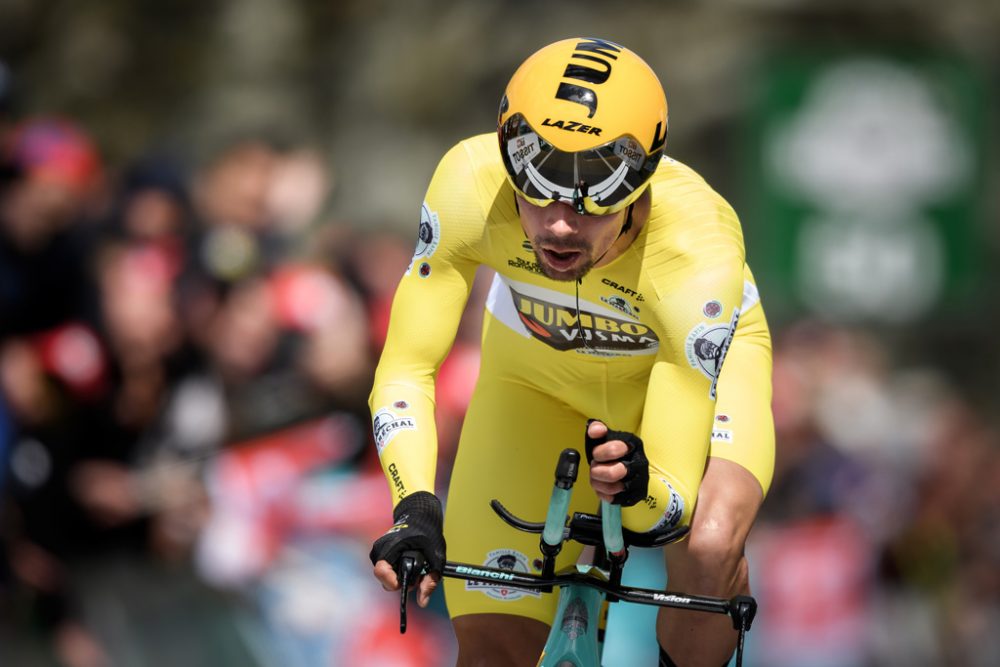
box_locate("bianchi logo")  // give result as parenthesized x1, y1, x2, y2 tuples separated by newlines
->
(465, 549, 539, 601)
(509, 285, 658, 356)
(372, 408, 416, 455)
(561, 599, 589, 640)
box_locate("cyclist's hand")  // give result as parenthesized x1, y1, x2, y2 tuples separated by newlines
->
(370, 491, 446, 608)
(373, 559, 441, 608)
(585, 420, 649, 506)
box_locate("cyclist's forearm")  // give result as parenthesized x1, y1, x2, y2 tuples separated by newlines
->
(624, 363, 715, 533)
(370, 379, 439, 506)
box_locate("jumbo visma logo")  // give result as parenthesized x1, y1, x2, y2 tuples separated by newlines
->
(510, 286, 658, 355)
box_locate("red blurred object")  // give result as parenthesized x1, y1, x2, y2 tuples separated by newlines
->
(6, 116, 101, 195)
(31, 322, 109, 400)
(340, 605, 451, 667)
(751, 515, 873, 665)
(215, 415, 363, 502)
(268, 264, 344, 333)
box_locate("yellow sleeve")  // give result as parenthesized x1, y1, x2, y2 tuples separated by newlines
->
(369, 142, 484, 506)
(622, 259, 744, 533)
(622, 162, 747, 533)
(708, 264, 775, 494)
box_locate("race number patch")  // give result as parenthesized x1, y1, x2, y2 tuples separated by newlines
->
(405, 202, 440, 275)
(372, 407, 416, 455)
(684, 308, 740, 398)
(465, 549, 540, 601)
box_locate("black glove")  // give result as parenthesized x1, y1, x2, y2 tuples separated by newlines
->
(585, 420, 649, 507)
(370, 491, 447, 573)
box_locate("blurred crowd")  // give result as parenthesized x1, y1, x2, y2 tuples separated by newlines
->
(0, 91, 997, 667)
(0, 99, 475, 665)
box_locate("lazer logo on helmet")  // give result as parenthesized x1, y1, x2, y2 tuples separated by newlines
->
(540, 118, 603, 136)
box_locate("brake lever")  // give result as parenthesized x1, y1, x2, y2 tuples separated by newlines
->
(397, 550, 426, 634)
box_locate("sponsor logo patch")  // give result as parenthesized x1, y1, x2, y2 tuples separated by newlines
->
(509, 284, 658, 356)
(507, 256, 543, 275)
(711, 429, 733, 444)
(600, 277, 645, 302)
(387, 462, 407, 499)
(465, 549, 539, 601)
(651, 479, 685, 530)
(540, 118, 603, 136)
(600, 294, 638, 318)
(406, 203, 440, 275)
(684, 308, 740, 398)
(372, 408, 416, 455)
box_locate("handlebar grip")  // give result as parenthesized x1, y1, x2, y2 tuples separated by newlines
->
(542, 449, 579, 547)
(600, 501, 625, 555)
(397, 550, 426, 634)
(555, 448, 580, 489)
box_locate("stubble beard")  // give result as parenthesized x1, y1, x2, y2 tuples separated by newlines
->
(532, 236, 594, 282)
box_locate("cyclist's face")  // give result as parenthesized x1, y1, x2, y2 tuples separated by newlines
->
(517, 196, 626, 282)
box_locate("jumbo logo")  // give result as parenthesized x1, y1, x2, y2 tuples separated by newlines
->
(510, 286, 658, 355)
(554, 39, 667, 152)
(555, 38, 621, 119)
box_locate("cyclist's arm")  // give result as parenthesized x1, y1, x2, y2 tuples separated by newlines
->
(707, 265, 775, 495)
(622, 257, 745, 534)
(369, 143, 484, 506)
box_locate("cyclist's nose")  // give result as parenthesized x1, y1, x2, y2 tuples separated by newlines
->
(545, 202, 580, 236)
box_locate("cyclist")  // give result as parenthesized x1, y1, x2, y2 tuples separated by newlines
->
(370, 37, 773, 667)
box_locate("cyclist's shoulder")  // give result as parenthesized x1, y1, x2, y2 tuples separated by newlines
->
(647, 155, 736, 217)
(435, 133, 507, 185)
(641, 156, 744, 268)
(422, 134, 514, 256)
(428, 133, 508, 211)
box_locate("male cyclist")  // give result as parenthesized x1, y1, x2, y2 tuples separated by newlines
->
(370, 37, 773, 667)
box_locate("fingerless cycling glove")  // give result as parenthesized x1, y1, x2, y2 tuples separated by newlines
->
(585, 420, 650, 507)
(369, 490, 447, 573)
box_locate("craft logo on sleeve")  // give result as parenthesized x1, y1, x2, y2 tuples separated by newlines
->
(372, 407, 416, 455)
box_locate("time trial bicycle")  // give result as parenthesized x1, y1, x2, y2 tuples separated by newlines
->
(397, 448, 757, 666)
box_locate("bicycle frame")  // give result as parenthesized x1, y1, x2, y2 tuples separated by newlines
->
(399, 449, 757, 666)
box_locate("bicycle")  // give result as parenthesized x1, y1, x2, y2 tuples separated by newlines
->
(397, 448, 757, 666)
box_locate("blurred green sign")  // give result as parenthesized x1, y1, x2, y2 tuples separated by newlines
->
(743, 50, 986, 324)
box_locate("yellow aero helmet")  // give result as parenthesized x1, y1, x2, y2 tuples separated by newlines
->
(498, 37, 668, 215)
